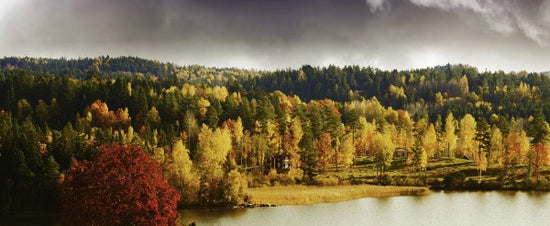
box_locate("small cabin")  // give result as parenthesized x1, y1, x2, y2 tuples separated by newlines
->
(394, 148, 407, 158)
(275, 155, 291, 172)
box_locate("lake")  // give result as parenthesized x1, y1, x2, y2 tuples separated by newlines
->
(180, 191, 550, 226)
(3, 191, 549, 225)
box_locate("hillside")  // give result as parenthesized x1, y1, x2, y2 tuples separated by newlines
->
(1, 56, 550, 213)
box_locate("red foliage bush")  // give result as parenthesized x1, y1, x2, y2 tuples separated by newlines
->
(61, 144, 180, 225)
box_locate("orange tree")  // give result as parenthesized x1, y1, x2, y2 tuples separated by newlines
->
(61, 143, 180, 225)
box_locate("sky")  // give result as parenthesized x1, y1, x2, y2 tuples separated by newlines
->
(1, 0, 549, 72)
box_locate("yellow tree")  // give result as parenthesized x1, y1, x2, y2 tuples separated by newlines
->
(146, 106, 161, 128)
(222, 117, 244, 169)
(242, 130, 253, 168)
(504, 127, 530, 174)
(419, 147, 428, 173)
(533, 143, 549, 179)
(475, 151, 488, 179)
(198, 98, 210, 120)
(458, 114, 477, 159)
(338, 132, 355, 168)
(373, 132, 394, 175)
(316, 132, 334, 172)
(383, 124, 399, 149)
(286, 117, 304, 179)
(518, 130, 530, 164)
(364, 97, 386, 122)
(153, 146, 165, 164)
(489, 126, 503, 166)
(442, 112, 457, 158)
(397, 110, 414, 155)
(458, 74, 469, 95)
(169, 139, 199, 205)
(356, 117, 377, 156)
(208, 127, 232, 175)
(422, 124, 438, 158)
(233, 117, 244, 164)
(89, 99, 110, 127)
(265, 119, 280, 170)
(252, 121, 268, 173)
(224, 169, 248, 205)
(197, 124, 232, 204)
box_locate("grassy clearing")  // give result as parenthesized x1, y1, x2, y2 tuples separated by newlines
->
(247, 184, 429, 205)
(246, 156, 550, 207)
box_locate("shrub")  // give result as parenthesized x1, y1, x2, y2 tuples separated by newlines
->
(247, 175, 270, 188)
(464, 178, 478, 189)
(535, 177, 549, 189)
(443, 172, 466, 189)
(374, 174, 394, 186)
(416, 175, 427, 186)
(288, 168, 304, 183)
(223, 169, 248, 205)
(265, 169, 297, 186)
(314, 175, 340, 186)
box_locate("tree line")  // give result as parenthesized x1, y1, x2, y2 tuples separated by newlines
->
(1, 57, 549, 212)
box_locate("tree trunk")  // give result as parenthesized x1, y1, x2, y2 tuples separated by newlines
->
(447, 143, 450, 159)
(479, 168, 482, 181)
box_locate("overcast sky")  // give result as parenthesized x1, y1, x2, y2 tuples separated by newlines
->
(1, 0, 549, 72)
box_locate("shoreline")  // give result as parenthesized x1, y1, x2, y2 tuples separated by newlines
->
(246, 184, 430, 206)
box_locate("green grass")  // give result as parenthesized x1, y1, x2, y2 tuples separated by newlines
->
(248, 156, 550, 206)
(312, 156, 550, 188)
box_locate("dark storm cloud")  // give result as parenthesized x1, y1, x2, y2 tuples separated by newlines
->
(0, 0, 549, 72)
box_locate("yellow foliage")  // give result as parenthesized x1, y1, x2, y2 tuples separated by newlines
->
(229, 92, 242, 103)
(422, 124, 438, 157)
(389, 84, 407, 99)
(419, 147, 428, 169)
(490, 127, 503, 165)
(384, 107, 399, 124)
(198, 124, 232, 179)
(288, 117, 304, 169)
(225, 169, 248, 204)
(211, 86, 229, 101)
(153, 146, 165, 164)
(170, 139, 199, 205)
(504, 128, 530, 166)
(443, 112, 457, 158)
(198, 98, 211, 119)
(316, 132, 334, 171)
(435, 92, 444, 106)
(364, 97, 386, 122)
(357, 117, 377, 156)
(476, 151, 488, 174)
(459, 114, 477, 159)
(181, 83, 196, 96)
(373, 131, 394, 174)
(458, 75, 469, 94)
(338, 132, 355, 167)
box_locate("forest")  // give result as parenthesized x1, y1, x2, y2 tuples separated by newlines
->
(1, 56, 550, 214)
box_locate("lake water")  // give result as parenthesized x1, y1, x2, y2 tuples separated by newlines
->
(180, 191, 550, 226)
(3, 191, 549, 225)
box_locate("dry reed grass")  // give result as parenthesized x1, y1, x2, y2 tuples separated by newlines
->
(247, 184, 429, 205)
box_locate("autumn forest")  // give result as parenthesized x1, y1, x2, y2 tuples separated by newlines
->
(1, 57, 550, 223)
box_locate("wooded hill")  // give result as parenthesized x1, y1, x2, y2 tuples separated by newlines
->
(1, 56, 549, 212)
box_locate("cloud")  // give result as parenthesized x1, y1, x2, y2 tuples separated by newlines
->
(404, 0, 550, 46)
(366, 0, 550, 46)
(0, 0, 548, 72)
(365, 0, 388, 12)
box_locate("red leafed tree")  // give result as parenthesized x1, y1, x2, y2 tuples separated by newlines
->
(534, 142, 549, 179)
(61, 144, 181, 225)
